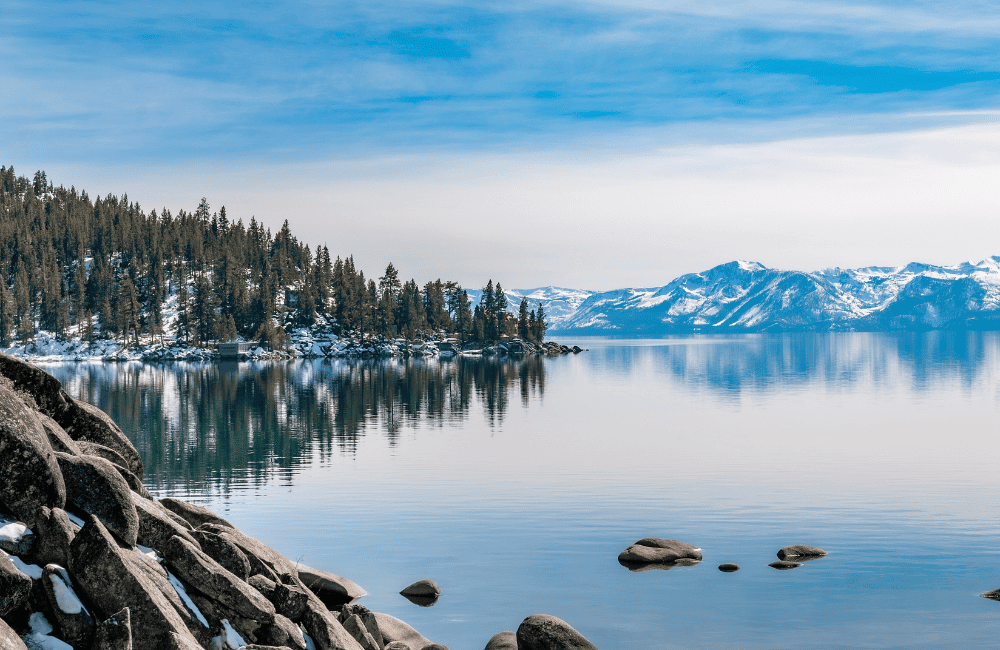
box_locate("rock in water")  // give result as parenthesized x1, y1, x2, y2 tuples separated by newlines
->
(400, 578, 440, 597)
(68, 515, 202, 650)
(0, 551, 32, 616)
(92, 607, 132, 650)
(618, 538, 702, 565)
(516, 614, 599, 650)
(769, 561, 802, 570)
(0, 384, 66, 527)
(718, 563, 740, 572)
(297, 563, 367, 608)
(484, 631, 518, 650)
(55, 452, 139, 546)
(41, 563, 95, 648)
(0, 616, 28, 650)
(776, 545, 827, 559)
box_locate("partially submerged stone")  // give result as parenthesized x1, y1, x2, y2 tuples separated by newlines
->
(618, 538, 702, 565)
(516, 614, 598, 650)
(769, 560, 802, 570)
(56, 452, 139, 546)
(400, 578, 440, 597)
(718, 563, 740, 572)
(297, 563, 367, 607)
(776, 545, 827, 559)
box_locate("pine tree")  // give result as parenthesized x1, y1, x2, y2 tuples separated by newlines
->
(518, 298, 530, 340)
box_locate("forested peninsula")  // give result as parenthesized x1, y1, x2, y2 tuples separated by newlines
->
(0, 167, 556, 360)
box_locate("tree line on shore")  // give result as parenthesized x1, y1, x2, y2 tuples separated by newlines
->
(0, 166, 547, 349)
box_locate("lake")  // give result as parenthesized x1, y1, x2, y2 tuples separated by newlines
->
(41, 333, 1000, 649)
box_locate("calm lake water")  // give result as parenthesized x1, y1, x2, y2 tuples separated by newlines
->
(42, 333, 1000, 649)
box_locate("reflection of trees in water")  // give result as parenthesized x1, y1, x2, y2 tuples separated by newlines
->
(46, 356, 546, 492)
(630, 331, 1000, 396)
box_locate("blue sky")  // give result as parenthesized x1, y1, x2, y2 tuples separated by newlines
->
(5, 1, 1000, 288)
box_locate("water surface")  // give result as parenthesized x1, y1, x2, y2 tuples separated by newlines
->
(45, 333, 1000, 649)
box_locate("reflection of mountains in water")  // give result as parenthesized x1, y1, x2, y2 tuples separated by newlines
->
(46, 356, 546, 492)
(611, 332, 1000, 395)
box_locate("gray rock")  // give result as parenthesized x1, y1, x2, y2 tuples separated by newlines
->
(298, 563, 367, 607)
(92, 607, 132, 650)
(372, 612, 430, 650)
(0, 522, 34, 557)
(55, 452, 139, 546)
(0, 550, 32, 616)
(0, 616, 28, 650)
(187, 588, 262, 644)
(981, 588, 1000, 600)
(618, 538, 702, 564)
(424, 645, 450, 650)
(484, 631, 517, 650)
(342, 614, 379, 650)
(41, 563, 95, 648)
(159, 498, 235, 530)
(516, 614, 598, 650)
(198, 523, 295, 584)
(163, 534, 276, 624)
(273, 580, 310, 622)
(67, 515, 202, 650)
(192, 529, 251, 581)
(400, 579, 440, 597)
(38, 412, 81, 456)
(249, 573, 278, 598)
(132, 493, 201, 554)
(58, 397, 144, 480)
(339, 604, 383, 649)
(31, 507, 76, 567)
(0, 384, 66, 527)
(76, 440, 129, 469)
(769, 560, 802, 570)
(258, 613, 307, 650)
(776, 545, 827, 559)
(383, 644, 410, 650)
(0, 353, 69, 416)
(718, 563, 740, 572)
(301, 596, 365, 650)
(244, 646, 294, 650)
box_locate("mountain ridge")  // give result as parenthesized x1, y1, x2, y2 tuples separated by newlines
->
(544, 257, 1000, 334)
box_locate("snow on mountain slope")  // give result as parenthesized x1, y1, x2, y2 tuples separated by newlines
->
(466, 286, 595, 328)
(551, 257, 1000, 334)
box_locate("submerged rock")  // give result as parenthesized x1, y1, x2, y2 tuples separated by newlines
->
(297, 563, 367, 608)
(516, 614, 598, 650)
(776, 545, 827, 559)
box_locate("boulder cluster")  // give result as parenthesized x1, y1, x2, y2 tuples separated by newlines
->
(617, 538, 828, 572)
(0, 353, 599, 650)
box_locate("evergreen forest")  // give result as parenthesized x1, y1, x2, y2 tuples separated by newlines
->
(0, 167, 547, 349)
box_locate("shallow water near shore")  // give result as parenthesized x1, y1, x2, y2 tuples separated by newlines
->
(43, 333, 1000, 649)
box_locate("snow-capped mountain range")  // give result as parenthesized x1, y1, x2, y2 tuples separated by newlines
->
(532, 258, 1000, 334)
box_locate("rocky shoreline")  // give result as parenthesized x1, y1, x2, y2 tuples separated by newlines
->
(0, 353, 598, 650)
(3, 329, 584, 364)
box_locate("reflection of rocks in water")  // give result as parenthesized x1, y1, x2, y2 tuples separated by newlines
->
(619, 557, 701, 572)
(47, 356, 548, 492)
(401, 593, 439, 607)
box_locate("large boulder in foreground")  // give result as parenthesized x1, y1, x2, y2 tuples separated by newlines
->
(41, 563, 95, 648)
(372, 612, 431, 650)
(132, 494, 201, 553)
(776, 545, 827, 559)
(0, 551, 32, 617)
(0, 353, 69, 416)
(0, 383, 66, 527)
(68, 515, 202, 650)
(297, 563, 367, 607)
(517, 614, 598, 650)
(32, 506, 76, 568)
(618, 538, 702, 565)
(56, 452, 139, 546)
(91, 607, 131, 650)
(484, 631, 517, 650)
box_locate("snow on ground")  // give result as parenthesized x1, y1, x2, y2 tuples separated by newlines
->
(23, 612, 73, 650)
(167, 570, 210, 627)
(46, 566, 86, 615)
